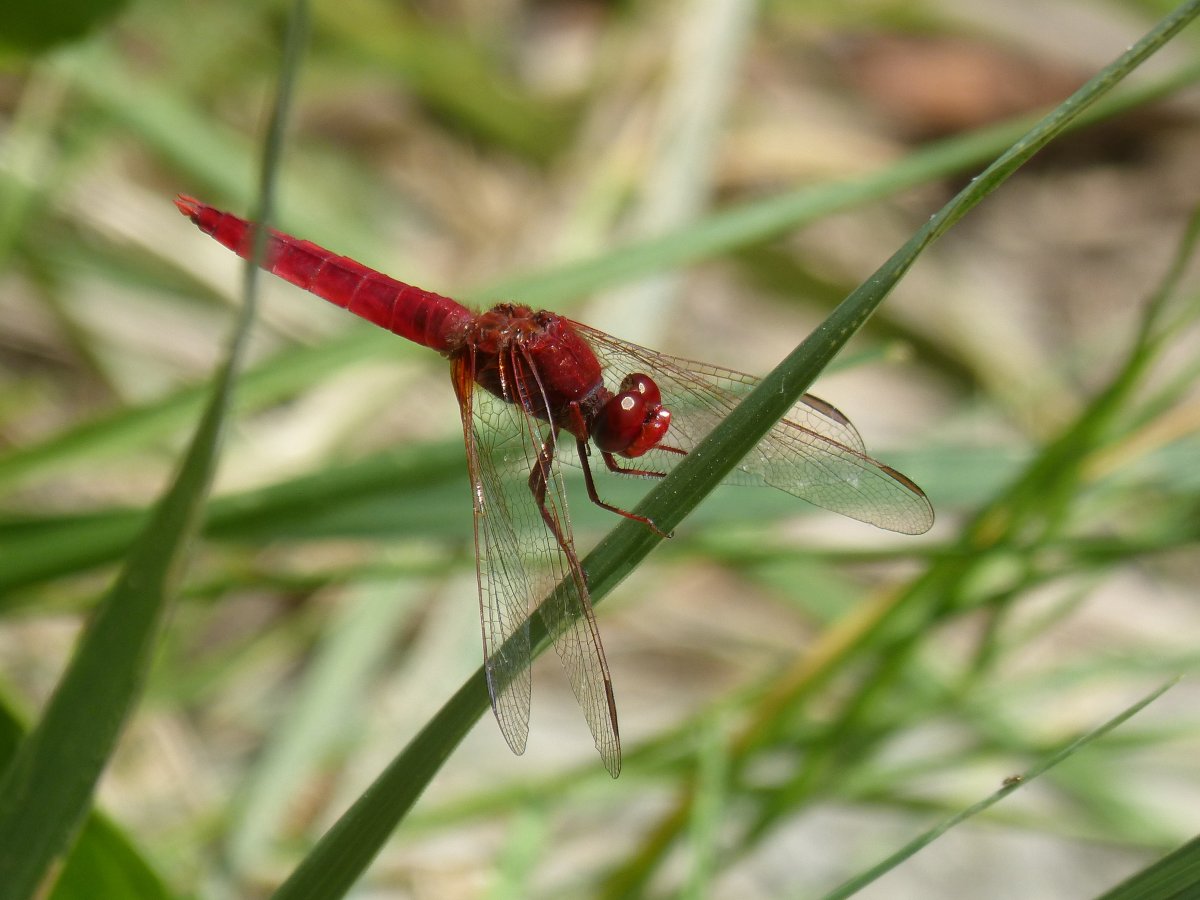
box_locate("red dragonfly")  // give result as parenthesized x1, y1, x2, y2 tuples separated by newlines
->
(176, 195, 933, 777)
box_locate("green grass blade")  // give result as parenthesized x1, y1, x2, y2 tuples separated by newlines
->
(2, 54, 1196, 493)
(584, 0, 1200, 594)
(0, 330, 397, 490)
(683, 721, 730, 900)
(0, 696, 173, 900)
(0, 0, 128, 54)
(0, 443, 465, 600)
(269, 5, 1200, 897)
(821, 679, 1178, 900)
(47, 814, 175, 900)
(482, 58, 1200, 309)
(1094, 834, 1200, 900)
(0, 264, 245, 898)
(221, 581, 426, 876)
(0, 2, 309, 894)
(0, 270, 241, 897)
(272, 672, 493, 900)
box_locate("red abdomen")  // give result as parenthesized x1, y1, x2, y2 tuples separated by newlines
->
(175, 196, 473, 354)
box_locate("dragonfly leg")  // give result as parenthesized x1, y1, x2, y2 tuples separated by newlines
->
(600, 449, 682, 479)
(527, 433, 601, 580)
(576, 441, 670, 539)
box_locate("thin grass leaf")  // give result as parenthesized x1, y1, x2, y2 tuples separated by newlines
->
(269, 5, 1200, 898)
(713, 193, 1200, 874)
(820, 679, 1179, 900)
(221, 581, 425, 877)
(1095, 834, 1200, 900)
(484, 58, 1200, 309)
(487, 805, 550, 900)
(683, 720, 730, 900)
(0, 443, 465, 600)
(48, 815, 175, 900)
(0, 0, 128, 54)
(0, 3, 308, 895)
(2, 56, 1196, 494)
(271, 670, 494, 900)
(0, 695, 173, 900)
(0, 329, 397, 490)
(0, 241, 248, 898)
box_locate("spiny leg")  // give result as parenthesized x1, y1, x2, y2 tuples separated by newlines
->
(528, 432, 589, 572)
(575, 441, 670, 538)
(525, 430, 622, 774)
(562, 398, 673, 537)
(600, 445, 683, 479)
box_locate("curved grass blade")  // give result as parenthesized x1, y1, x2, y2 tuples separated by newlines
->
(1, 56, 1196, 494)
(821, 679, 1178, 900)
(0, 442, 465, 600)
(0, 329, 398, 490)
(0, 696, 173, 900)
(1095, 833, 1200, 900)
(220, 581, 427, 878)
(583, 0, 1200, 602)
(601, 159, 1200, 900)
(0, 4, 309, 896)
(0, 235, 251, 899)
(269, 4, 1200, 898)
(271, 671, 493, 900)
(48, 813, 174, 900)
(0, 0, 128, 54)
(482, 59, 1200, 310)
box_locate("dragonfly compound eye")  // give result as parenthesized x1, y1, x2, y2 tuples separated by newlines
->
(593, 383, 671, 458)
(593, 390, 649, 454)
(618, 372, 662, 407)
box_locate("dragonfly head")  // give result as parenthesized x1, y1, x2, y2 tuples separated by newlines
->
(591, 373, 671, 458)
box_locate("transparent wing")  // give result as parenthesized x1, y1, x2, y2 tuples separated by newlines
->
(569, 321, 934, 535)
(452, 357, 532, 757)
(453, 350, 621, 776)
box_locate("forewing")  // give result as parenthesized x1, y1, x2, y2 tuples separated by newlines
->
(510, 346, 621, 777)
(452, 356, 533, 757)
(457, 348, 621, 776)
(569, 322, 934, 535)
